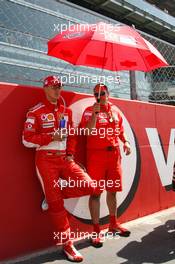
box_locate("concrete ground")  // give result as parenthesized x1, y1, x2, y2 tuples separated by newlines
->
(7, 207, 175, 264)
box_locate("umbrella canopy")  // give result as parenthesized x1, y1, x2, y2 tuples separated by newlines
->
(48, 22, 168, 72)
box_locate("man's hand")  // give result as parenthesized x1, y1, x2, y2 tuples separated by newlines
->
(92, 103, 100, 115)
(123, 141, 131, 155)
(65, 155, 74, 162)
(52, 132, 64, 141)
(52, 128, 67, 141)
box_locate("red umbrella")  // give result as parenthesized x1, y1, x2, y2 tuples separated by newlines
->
(48, 22, 168, 72)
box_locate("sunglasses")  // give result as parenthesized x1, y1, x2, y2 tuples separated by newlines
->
(49, 85, 62, 90)
(94, 91, 106, 97)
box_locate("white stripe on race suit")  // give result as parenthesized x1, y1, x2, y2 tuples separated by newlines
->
(38, 139, 67, 151)
(36, 166, 45, 194)
(22, 136, 40, 148)
(30, 104, 44, 112)
(22, 135, 67, 151)
(36, 167, 48, 211)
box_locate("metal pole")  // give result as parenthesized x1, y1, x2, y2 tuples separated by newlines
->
(129, 70, 138, 100)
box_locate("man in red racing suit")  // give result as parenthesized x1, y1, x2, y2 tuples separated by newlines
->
(80, 83, 131, 247)
(23, 75, 96, 262)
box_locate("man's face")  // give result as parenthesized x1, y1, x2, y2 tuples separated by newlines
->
(94, 87, 108, 104)
(44, 85, 62, 101)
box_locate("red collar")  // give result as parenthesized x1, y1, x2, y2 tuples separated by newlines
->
(43, 97, 61, 112)
(100, 102, 111, 112)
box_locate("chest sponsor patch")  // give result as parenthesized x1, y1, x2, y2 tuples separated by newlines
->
(41, 113, 55, 122)
(42, 122, 54, 128)
(41, 114, 47, 121)
(47, 113, 55, 121)
(98, 118, 108, 123)
(99, 112, 108, 118)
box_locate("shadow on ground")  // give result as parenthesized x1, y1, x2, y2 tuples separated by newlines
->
(117, 220, 175, 264)
(13, 239, 91, 264)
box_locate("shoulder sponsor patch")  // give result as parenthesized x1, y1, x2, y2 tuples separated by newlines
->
(25, 123, 35, 131)
(84, 111, 92, 116)
(26, 117, 35, 124)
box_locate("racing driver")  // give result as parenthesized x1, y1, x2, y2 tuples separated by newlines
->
(22, 75, 97, 262)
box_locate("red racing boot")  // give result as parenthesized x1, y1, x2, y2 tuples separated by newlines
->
(91, 224, 104, 248)
(108, 216, 131, 237)
(63, 240, 83, 262)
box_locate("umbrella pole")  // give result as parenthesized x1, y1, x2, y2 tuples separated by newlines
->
(97, 42, 107, 101)
(97, 84, 101, 103)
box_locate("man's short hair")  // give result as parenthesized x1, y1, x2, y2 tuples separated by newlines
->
(93, 83, 109, 93)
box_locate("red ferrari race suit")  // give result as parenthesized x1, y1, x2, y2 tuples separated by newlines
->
(80, 102, 126, 193)
(23, 98, 96, 244)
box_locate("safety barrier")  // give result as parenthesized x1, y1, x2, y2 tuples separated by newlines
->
(0, 82, 175, 262)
